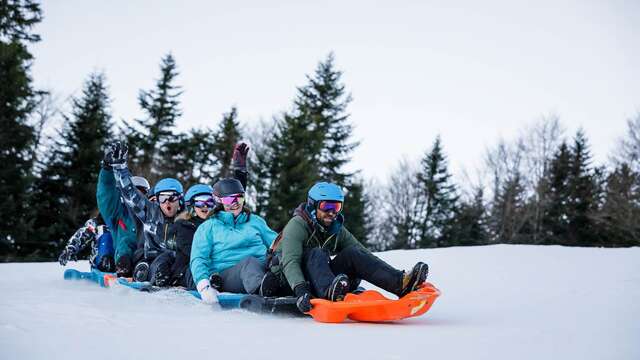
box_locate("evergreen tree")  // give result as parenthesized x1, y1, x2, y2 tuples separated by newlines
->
(416, 136, 459, 248)
(597, 163, 640, 247)
(342, 180, 370, 243)
(452, 188, 489, 246)
(263, 113, 321, 230)
(566, 130, 602, 246)
(260, 54, 366, 232)
(541, 142, 571, 244)
(0, 0, 42, 258)
(125, 53, 182, 182)
(29, 73, 112, 259)
(211, 107, 241, 180)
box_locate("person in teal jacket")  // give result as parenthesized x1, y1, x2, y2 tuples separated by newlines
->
(96, 166, 150, 277)
(190, 178, 280, 304)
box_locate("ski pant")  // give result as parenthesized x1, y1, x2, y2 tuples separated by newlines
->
(302, 246, 404, 298)
(149, 251, 175, 287)
(219, 257, 267, 294)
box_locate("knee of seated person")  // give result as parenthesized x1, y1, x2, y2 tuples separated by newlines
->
(340, 245, 364, 256)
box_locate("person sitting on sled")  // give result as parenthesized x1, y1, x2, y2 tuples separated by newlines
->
(58, 213, 116, 273)
(166, 183, 214, 288)
(269, 182, 429, 314)
(190, 178, 281, 304)
(97, 157, 151, 278)
(169, 143, 251, 288)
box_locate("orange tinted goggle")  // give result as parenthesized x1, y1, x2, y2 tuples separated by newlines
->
(318, 201, 342, 213)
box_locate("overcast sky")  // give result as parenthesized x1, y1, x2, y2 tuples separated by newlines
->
(31, 1, 640, 183)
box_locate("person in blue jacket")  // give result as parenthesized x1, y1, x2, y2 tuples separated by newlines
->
(190, 178, 280, 304)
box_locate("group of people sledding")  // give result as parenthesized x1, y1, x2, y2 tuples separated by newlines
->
(58, 141, 429, 313)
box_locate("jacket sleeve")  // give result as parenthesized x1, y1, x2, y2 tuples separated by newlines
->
(113, 167, 156, 224)
(256, 216, 277, 248)
(233, 169, 248, 191)
(171, 220, 194, 280)
(190, 222, 213, 285)
(279, 218, 308, 290)
(96, 168, 122, 227)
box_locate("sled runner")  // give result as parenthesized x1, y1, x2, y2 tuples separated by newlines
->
(308, 283, 440, 323)
(63, 268, 301, 313)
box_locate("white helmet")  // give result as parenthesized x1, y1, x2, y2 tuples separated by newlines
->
(131, 176, 151, 193)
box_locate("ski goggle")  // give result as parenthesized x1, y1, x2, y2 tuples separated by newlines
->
(216, 193, 244, 206)
(158, 192, 181, 204)
(193, 195, 215, 208)
(317, 201, 343, 213)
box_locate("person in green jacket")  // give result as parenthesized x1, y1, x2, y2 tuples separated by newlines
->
(96, 164, 150, 277)
(270, 182, 429, 314)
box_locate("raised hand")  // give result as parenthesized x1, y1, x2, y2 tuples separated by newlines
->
(103, 142, 129, 170)
(231, 142, 250, 171)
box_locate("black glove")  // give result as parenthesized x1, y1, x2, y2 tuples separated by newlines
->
(116, 255, 133, 277)
(58, 247, 77, 266)
(103, 142, 128, 170)
(231, 142, 249, 171)
(98, 255, 115, 273)
(209, 273, 223, 291)
(294, 283, 313, 313)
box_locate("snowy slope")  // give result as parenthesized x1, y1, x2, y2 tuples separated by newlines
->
(1, 245, 639, 360)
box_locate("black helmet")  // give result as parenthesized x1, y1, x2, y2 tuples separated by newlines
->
(213, 178, 244, 197)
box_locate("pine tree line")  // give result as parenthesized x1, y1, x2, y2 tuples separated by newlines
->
(1, 1, 638, 262)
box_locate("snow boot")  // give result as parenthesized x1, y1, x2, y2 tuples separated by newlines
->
(259, 271, 280, 297)
(133, 261, 150, 282)
(399, 262, 429, 297)
(209, 273, 223, 291)
(326, 274, 349, 302)
(116, 255, 132, 278)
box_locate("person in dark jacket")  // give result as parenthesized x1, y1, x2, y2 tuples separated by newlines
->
(168, 183, 215, 287)
(270, 182, 429, 314)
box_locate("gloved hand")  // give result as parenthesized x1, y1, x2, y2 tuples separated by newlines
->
(58, 246, 78, 266)
(294, 282, 313, 313)
(197, 279, 220, 305)
(231, 142, 249, 171)
(103, 142, 128, 170)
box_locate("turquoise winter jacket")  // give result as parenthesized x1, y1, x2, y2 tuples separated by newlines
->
(96, 168, 140, 262)
(190, 210, 277, 284)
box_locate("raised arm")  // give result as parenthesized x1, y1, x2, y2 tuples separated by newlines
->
(103, 142, 156, 224)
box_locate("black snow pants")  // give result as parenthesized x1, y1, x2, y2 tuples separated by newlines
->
(302, 246, 404, 298)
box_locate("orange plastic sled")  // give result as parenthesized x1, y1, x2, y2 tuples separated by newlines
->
(308, 282, 440, 323)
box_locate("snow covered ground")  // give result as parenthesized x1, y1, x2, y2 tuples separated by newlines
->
(1, 245, 639, 360)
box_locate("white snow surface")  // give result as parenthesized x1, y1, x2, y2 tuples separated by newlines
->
(1, 245, 639, 360)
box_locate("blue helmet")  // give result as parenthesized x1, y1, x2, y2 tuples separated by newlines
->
(153, 178, 183, 195)
(307, 182, 344, 207)
(185, 184, 213, 205)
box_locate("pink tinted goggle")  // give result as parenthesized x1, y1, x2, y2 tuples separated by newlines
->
(216, 193, 244, 205)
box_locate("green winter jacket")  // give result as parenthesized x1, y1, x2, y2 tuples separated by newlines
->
(273, 203, 368, 291)
(96, 168, 140, 262)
